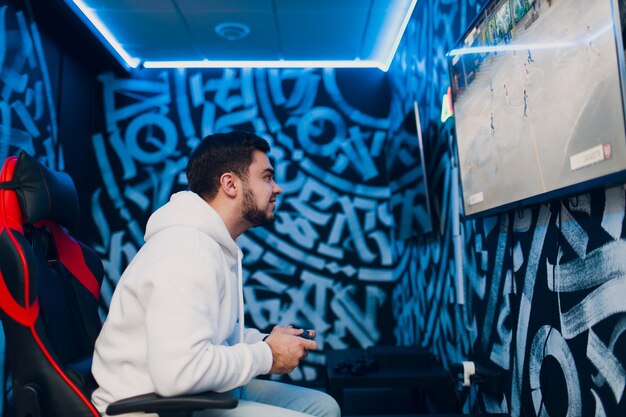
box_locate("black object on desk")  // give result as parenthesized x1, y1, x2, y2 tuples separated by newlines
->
(325, 347, 457, 414)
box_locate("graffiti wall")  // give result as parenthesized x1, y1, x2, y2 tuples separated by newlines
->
(88, 67, 402, 384)
(390, 0, 626, 416)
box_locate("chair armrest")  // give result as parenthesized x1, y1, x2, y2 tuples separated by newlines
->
(106, 391, 238, 415)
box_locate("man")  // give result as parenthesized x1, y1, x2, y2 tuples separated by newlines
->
(91, 131, 341, 417)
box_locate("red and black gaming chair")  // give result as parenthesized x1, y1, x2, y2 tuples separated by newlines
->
(0, 151, 237, 417)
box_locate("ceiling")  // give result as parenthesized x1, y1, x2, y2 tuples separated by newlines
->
(64, 0, 417, 70)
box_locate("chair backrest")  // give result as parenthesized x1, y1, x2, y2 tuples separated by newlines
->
(0, 151, 104, 417)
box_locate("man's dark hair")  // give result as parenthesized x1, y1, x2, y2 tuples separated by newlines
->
(187, 131, 270, 200)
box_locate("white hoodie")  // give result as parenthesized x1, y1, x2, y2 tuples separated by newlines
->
(91, 191, 273, 413)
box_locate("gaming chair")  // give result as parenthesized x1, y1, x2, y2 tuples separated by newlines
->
(0, 151, 237, 417)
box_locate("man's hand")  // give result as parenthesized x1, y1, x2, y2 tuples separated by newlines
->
(264, 326, 317, 374)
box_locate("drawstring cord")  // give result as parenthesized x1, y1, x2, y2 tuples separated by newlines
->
(237, 250, 245, 343)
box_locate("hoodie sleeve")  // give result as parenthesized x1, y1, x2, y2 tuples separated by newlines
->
(226, 327, 268, 345)
(142, 242, 272, 396)
(243, 328, 267, 344)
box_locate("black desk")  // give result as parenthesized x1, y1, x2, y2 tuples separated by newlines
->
(325, 347, 455, 414)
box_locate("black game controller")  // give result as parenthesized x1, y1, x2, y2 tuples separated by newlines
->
(295, 329, 314, 340)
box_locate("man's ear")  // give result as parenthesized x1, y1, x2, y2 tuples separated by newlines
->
(219, 172, 239, 198)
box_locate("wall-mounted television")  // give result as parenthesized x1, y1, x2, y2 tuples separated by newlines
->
(448, 0, 626, 217)
(385, 100, 433, 238)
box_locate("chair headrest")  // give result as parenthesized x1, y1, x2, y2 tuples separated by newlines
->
(4, 151, 79, 233)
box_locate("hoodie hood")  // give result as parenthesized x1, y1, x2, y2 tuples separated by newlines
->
(144, 191, 240, 260)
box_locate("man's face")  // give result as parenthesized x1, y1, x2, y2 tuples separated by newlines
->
(241, 150, 282, 227)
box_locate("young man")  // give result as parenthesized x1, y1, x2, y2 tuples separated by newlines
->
(91, 131, 341, 417)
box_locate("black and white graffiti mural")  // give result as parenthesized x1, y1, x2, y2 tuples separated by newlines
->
(88, 67, 403, 383)
(390, 0, 626, 415)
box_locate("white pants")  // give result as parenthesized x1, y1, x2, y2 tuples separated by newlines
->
(112, 379, 341, 417)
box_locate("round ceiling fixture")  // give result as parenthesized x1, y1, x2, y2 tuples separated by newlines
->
(215, 22, 250, 41)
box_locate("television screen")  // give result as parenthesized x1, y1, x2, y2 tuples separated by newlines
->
(448, 0, 626, 217)
(385, 101, 433, 238)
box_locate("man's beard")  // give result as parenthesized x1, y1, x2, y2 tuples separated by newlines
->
(242, 183, 275, 227)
